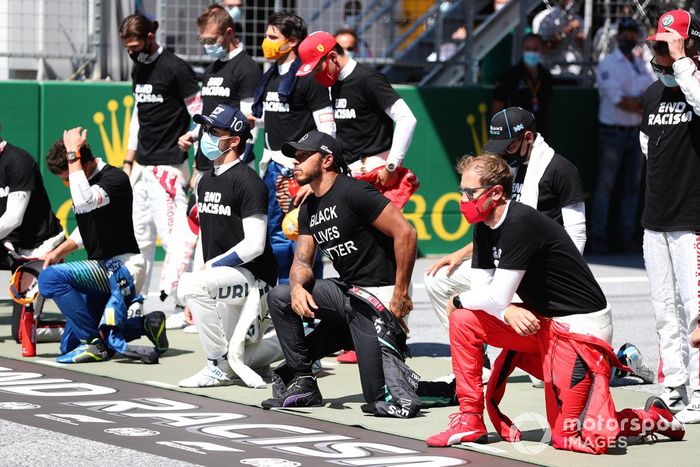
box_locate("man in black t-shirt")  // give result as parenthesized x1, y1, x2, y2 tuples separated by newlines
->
(641, 10, 700, 423)
(39, 128, 168, 365)
(176, 104, 282, 389)
(0, 136, 65, 342)
(119, 15, 202, 303)
(261, 131, 421, 417)
(178, 5, 262, 174)
(296, 31, 417, 188)
(425, 108, 585, 330)
(492, 33, 553, 137)
(249, 12, 335, 286)
(427, 154, 683, 451)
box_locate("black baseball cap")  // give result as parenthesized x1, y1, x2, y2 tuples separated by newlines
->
(482, 107, 536, 155)
(193, 103, 251, 138)
(281, 131, 348, 173)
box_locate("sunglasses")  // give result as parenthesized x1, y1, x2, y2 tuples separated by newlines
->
(198, 36, 221, 46)
(458, 185, 493, 200)
(650, 57, 674, 75)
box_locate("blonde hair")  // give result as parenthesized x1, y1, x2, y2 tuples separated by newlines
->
(455, 153, 513, 197)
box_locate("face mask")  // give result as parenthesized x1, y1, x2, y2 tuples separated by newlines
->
(314, 57, 340, 87)
(200, 132, 233, 161)
(656, 72, 678, 87)
(227, 6, 242, 21)
(204, 42, 226, 59)
(504, 137, 527, 168)
(460, 186, 498, 224)
(346, 50, 355, 59)
(618, 39, 637, 55)
(262, 38, 292, 60)
(522, 51, 541, 67)
(129, 39, 153, 63)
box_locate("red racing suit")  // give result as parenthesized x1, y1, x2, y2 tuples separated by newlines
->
(450, 308, 654, 455)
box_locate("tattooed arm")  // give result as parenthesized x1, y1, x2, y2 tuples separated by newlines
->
(289, 234, 319, 318)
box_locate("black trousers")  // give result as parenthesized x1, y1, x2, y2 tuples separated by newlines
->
(267, 279, 387, 404)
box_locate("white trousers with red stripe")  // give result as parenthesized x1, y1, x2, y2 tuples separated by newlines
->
(131, 162, 190, 295)
(643, 229, 700, 391)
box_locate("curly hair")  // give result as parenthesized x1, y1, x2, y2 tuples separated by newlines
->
(45, 139, 95, 175)
(455, 153, 513, 197)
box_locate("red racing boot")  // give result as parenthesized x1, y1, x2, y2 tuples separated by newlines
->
(643, 396, 685, 441)
(426, 412, 488, 447)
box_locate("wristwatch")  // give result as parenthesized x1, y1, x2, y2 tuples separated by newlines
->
(452, 295, 463, 309)
(66, 150, 81, 163)
(385, 162, 397, 172)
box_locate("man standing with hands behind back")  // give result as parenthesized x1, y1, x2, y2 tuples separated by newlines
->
(641, 9, 700, 423)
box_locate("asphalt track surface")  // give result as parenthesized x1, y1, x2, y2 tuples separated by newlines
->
(0, 254, 693, 466)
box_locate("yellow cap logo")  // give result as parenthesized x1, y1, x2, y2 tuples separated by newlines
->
(317, 44, 325, 52)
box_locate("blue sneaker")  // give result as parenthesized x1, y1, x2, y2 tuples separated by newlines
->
(56, 338, 108, 363)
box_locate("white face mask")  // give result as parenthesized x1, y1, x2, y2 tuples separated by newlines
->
(227, 6, 242, 21)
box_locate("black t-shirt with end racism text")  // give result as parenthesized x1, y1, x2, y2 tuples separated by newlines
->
(195, 52, 261, 171)
(76, 164, 139, 260)
(262, 74, 331, 151)
(511, 153, 584, 224)
(298, 175, 395, 286)
(197, 162, 278, 286)
(640, 81, 700, 231)
(472, 202, 606, 317)
(0, 143, 62, 250)
(132, 49, 199, 166)
(331, 63, 400, 164)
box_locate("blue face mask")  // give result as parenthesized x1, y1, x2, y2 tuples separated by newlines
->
(200, 132, 232, 161)
(522, 51, 541, 67)
(227, 6, 242, 21)
(656, 71, 678, 88)
(204, 43, 226, 59)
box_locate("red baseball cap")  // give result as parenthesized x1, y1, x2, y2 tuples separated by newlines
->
(296, 31, 337, 77)
(647, 9, 700, 41)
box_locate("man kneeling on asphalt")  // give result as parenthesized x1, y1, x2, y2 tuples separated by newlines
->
(261, 131, 421, 417)
(426, 154, 684, 453)
(177, 104, 283, 388)
(40, 128, 167, 364)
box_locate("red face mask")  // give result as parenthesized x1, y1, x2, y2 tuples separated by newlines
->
(460, 186, 497, 224)
(314, 56, 340, 88)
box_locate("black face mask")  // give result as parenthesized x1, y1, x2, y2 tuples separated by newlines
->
(129, 40, 153, 63)
(504, 137, 527, 168)
(619, 39, 637, 55)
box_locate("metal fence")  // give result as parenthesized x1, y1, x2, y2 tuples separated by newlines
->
(0, 0, 95, 79)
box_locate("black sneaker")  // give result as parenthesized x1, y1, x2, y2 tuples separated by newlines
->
(122, 344, 160, 364)
(143, 311, 169, 354)
(261, 375, 323, 409)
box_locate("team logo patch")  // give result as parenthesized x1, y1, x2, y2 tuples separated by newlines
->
(513, 123, 525, 132)
(316, 44, 325, 53)
(299, 133, 309, 142)
(105, 427, 160, 437)
(0, 402, 40, 410)
(661, 14, 674, 27)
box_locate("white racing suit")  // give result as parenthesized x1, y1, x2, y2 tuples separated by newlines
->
(177, 265, 283, 388)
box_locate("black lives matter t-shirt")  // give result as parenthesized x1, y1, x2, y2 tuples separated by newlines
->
(76, 164, 139, 260)
(132, 49, 199, 166)
(332, 63, 400, 164)
(195, 52, 262, 171)
(197, 162, 278, 286)
(298, 175, 395, 286)
(640, 81, 700, 231)
(0, 143, 62, 250)
(262, 74, 331, 151)
(472, 202, 606, 317)
(510, 153, 584, 224)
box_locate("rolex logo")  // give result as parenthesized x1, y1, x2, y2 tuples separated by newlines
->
(465, 103, 489, 154)
(92, 96, 134, 166)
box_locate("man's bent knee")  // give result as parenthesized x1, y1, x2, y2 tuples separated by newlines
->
(267, 284, 292, 316)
